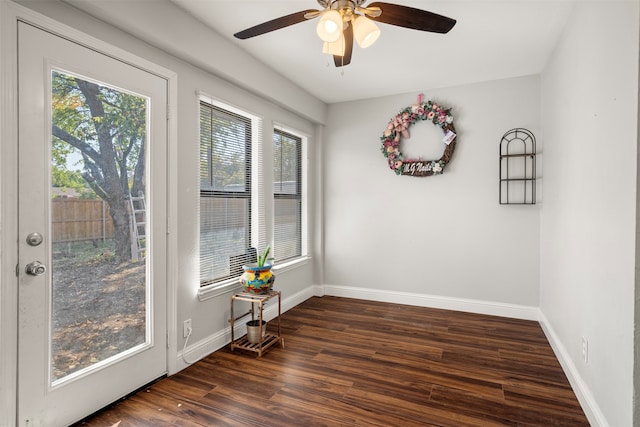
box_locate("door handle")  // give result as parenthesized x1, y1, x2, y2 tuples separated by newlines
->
(25, 261, 46, 276)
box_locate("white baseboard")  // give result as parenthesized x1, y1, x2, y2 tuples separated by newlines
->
(538, 311, 608, 427)
(175, 285, 315, 371)
(317, 284, 540, 320)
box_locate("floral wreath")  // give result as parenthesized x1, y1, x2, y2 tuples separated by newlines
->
(380, 95, 457, 176)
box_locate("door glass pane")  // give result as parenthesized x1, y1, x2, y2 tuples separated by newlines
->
(50, 70, 149, 384)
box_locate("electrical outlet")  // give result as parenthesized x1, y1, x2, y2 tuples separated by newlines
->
(581, 336, 588, 363)
(183, 319, 192, 338)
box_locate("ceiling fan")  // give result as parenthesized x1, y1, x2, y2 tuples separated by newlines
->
(233, 0, 456, 67)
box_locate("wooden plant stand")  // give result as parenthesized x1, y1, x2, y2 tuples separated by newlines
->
(229, 290, 283, 357)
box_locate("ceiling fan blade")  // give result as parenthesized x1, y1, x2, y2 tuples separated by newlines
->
(234, 9, 319, 39)
(367, 2, 456, 34)
(334, 23, 354, 67)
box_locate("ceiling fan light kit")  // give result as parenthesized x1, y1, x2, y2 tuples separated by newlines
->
(322, 32, 346, 56)
(233, 0, 456, 67)
(316, 9, 343, 42)
(352, 15, 380, 48)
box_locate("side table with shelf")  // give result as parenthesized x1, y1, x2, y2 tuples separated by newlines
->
(229, 290, 284, 357)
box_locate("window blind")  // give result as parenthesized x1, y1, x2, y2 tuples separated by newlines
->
(273, 128, 302, 262)
(199, 101, 253, 285)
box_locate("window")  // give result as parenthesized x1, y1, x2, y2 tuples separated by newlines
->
(199, 101, 252, 286)
(273, 128, 302, 262)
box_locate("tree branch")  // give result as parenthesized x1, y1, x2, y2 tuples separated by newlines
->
(80, 154, 109, 200)
(52, 125, 100, 163)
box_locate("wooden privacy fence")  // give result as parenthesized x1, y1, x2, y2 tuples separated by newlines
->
(51, 198, 114, 243)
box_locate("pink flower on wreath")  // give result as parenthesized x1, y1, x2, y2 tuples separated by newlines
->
(427, 111, 435, 120)
(394, 122, 406, 132)
(389, 118, 399, 131)
(394, 160, 403, 169)
(383, 129, 392, 137)
(392, 124, 409, 141)
(386, 145, 395, 153)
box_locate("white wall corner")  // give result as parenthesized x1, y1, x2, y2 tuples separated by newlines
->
(538, 311, 609, 427)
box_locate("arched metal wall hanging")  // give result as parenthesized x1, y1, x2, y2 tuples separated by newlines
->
(499, 128, 536, 205)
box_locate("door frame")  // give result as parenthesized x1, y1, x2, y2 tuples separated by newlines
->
(0, 2, 179, 425)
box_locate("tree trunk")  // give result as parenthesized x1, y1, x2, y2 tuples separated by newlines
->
(131, 140, 145, 198)
(76, 79, 132, 262)
(107, 195, 131, 262)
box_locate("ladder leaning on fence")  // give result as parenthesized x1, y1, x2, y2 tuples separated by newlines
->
(128, 191, 146, 261)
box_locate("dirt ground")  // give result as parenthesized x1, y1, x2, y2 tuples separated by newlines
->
(51, 244, 145, 381)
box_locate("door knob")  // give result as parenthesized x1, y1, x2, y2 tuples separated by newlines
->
(25, 261, 46, 276)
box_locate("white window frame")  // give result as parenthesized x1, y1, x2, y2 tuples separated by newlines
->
(271, 123, 310, 274)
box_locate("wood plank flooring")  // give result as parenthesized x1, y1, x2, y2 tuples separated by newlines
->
(77, 296, 589, 426)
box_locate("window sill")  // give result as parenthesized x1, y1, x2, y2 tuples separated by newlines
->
(197, 256, 311, 302)
(198, 278, 243, 302)
(272, 255, 311, 274)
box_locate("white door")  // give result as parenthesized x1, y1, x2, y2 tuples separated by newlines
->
(18, 22, 168, 426)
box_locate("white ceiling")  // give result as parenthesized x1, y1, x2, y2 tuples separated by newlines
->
(60, 0, 575, 104)
(168, 0, 575, 103)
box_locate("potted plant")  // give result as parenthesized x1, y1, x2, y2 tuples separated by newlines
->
(239, 245, 275, 295)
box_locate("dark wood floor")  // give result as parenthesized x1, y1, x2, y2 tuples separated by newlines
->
(78, 296, 589, 426)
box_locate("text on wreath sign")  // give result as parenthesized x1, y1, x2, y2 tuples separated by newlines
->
(402, 160, 441, 176)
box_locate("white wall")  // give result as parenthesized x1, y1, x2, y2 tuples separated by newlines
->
(540, 2, 639, 426)
(323, 76, 541, 313)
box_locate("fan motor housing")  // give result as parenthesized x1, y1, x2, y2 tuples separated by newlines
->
(323, 0, 362, 13)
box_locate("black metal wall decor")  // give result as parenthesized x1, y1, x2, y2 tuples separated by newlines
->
(499, 128, 536, 205)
